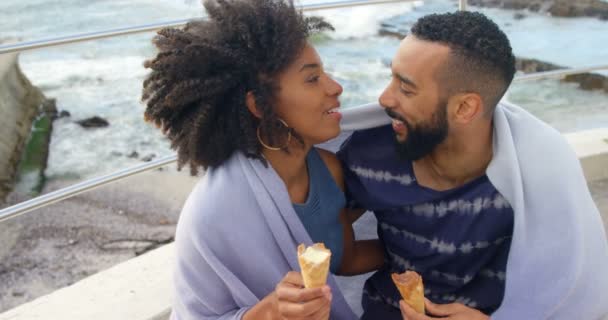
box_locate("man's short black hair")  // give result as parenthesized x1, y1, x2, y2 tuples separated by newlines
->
(411, 11, 516, 114)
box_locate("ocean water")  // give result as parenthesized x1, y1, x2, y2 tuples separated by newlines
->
(1, 0, 607, 181)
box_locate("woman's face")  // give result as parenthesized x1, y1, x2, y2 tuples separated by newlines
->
(273, 43, 343, 147)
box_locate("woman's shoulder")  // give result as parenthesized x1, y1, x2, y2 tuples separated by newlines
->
(178, 162, 258, 232)
(314, 147, 344, 190)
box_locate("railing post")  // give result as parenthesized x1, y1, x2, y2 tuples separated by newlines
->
(459, 0, 467, 11)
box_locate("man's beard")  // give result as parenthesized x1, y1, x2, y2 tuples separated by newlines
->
(386, 102, 449, 161)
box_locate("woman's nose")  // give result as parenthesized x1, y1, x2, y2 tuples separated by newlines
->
(326, 74, 343, 97)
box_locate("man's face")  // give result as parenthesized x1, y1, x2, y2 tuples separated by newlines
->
(379, 36, 451, 161)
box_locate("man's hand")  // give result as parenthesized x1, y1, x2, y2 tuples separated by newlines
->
(400, 298, 489, 320)
(274, 271, 332, 320)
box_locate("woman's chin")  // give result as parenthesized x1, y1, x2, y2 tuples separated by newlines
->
(310, 126, 341, 145)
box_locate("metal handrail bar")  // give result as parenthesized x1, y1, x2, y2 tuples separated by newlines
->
(0, 0, 418, 55)
(0, 155, 177, 223)
(1, 64, 607, 223)
(514, 65, 608, 82)
(459, 0, 467, 11)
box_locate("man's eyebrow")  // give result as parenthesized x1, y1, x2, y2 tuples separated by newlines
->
(388, 62, 418, 89)
(395, 72, 418, 90)
(299, 63, 320, 72)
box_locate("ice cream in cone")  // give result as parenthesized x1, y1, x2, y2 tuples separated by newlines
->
(392, 270, 425, 314)
(297, 243, 331, 289)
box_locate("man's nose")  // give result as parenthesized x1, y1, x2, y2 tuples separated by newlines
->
(379, 86, 395, 109)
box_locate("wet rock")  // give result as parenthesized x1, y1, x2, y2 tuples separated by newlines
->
(468, 0, 608, 20)
(517, 58, 608, 93)
(563, 73, 608, 91)
(513, 12, 527, 20)
(75, 116, 109, 128)
(141, 154, 156, 162)
(515, 58, 563, 73)
(57, 110, 71, 119)
(41, 98, 57, 114)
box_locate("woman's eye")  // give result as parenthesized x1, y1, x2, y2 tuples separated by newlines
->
(307, 75, 320, 83)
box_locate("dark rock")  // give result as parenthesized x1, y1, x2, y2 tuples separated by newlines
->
(513, 12, 527, 20)
(564, 73, 608, 91)
(468, 0, 608, 20)
(516, 58, 608, 93)
(378, 29, 406, 39)
(11, 291, 25, 297)
(41, 98, 57, 114)
(515, 58, 563, 73)
(58, 110, 71, 118)
(141, 154, 156, 162)
(75, 116, 109, 128)
(110, 151, 123, 157)
(127, 151, 139, 159)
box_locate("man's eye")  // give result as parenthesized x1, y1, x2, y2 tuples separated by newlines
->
(399, 87, 413, 95)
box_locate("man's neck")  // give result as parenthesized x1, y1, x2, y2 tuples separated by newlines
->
(413, 124, 493, 191)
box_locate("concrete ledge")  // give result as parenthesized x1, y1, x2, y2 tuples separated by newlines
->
(0, 128, 606, 320)
(0, 244, 174, 320)
(565, 128, 608, 182)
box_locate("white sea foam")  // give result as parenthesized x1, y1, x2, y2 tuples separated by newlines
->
(298, 0, 423, 39)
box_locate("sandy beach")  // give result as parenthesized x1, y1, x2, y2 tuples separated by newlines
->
(0, 165, 198, 312)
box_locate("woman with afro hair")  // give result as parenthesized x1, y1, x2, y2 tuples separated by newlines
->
(142, 0, 384, 319)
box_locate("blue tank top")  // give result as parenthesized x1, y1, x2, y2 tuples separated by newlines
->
(293, 148, 345, 273)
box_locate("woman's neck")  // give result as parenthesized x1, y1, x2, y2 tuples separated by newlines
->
(262, 144, 312, 203)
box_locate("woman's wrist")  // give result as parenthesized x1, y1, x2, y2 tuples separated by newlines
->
(242, 290, 279, 320)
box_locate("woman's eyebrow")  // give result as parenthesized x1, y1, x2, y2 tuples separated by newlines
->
(299, 63, 320, 72)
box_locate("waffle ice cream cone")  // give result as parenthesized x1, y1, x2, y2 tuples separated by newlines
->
(297, 243, 331, 289)
(392, 270, 425, 314)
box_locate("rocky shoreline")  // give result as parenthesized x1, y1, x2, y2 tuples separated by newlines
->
(468, 0, 608, 20)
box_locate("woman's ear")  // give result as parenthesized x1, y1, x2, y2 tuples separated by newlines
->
(246, 91, 262, 119)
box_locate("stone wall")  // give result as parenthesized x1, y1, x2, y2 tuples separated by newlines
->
(0, 53, 46, 201)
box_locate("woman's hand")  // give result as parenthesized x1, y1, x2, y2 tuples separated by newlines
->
(275, 271, 332, 320)
(400, 298, 489, 320)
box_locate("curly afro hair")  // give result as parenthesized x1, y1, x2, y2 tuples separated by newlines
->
(411, 11, 516, 114)
(142, 0, 333, 174)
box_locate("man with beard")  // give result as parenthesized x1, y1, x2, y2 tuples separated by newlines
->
(337, 11, 608, 320)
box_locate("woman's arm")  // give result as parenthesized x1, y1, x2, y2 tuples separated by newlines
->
(243, 272, 332, 320)
(242, 292, 278, 320)
(317, 148, 385, 276)
(336, 209, 385, 275)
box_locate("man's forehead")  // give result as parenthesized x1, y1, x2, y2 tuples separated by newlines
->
(392, 36, 450, 72)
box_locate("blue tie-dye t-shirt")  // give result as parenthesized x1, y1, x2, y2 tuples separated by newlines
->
(337, 125, 514, 318)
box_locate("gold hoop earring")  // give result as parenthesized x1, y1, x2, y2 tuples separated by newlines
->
(257, 119, 292, 151)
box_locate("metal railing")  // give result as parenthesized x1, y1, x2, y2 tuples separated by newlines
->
(459, 0, 467, 11)
(1, 0, 607, 223)
(0, 0, 419, 55)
